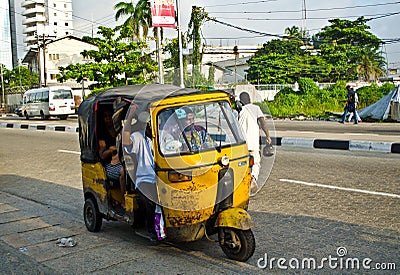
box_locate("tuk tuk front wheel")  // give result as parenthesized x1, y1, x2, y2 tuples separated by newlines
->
(218, 228, 255, 262)
(84, 198, 102, 232)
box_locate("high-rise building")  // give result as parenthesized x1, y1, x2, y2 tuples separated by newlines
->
(21, 0, 74, 51)
(0, 0, 18, 69)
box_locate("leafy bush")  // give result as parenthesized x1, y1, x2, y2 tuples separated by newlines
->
(257, 81, 396, 117)
(297, 78, 319, 95)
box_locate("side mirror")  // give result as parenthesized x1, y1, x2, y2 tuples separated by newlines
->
(235, 100, 243, 112)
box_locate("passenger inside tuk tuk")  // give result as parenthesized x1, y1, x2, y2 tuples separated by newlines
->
(98, 108, 126, 209)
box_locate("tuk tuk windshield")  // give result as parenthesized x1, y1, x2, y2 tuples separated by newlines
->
(158, 101, 245, 155)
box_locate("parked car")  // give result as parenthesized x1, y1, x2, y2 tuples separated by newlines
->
(14, 105, 23, 117)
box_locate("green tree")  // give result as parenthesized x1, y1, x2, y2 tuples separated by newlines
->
(58, 26, 157, 87)
(2, 66, 38, 90)
(163, 36, 188, 86)
(354, 48, 386, 82)
(246, 39, 332, 84)
(316, 17, 381, 48)
(284, 26, 302, 40)
(188, 6, 208, 68)
(248, 17, 385, 84)
(316, 17, 384, 81)
(114, 0, 152, 40)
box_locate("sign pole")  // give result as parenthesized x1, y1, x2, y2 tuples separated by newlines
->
(176, 0, 184, 88)
(157, 27, 164, 84)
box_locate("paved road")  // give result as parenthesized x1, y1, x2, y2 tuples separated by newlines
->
(0, 128, 399, 273)
(2, 115, 399, 135)
(1, 115, 399, 154)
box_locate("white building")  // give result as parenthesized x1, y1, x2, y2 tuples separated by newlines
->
(22, 35, 97, 89)
(200, 46, 261, 84)
(21, 0, 74, 51)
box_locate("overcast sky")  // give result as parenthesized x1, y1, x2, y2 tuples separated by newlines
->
(15, 0, 400, 67)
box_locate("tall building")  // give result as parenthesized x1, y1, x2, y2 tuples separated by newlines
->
(21, 0, 74, 51)
(0, 0, 18, 69)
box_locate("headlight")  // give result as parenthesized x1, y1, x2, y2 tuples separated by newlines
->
(168, 171, 192, 182)
(220, 155, 230, 167)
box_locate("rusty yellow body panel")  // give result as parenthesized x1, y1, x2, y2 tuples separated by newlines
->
(156, 154, 250, 209)
(125, 193, 139, 212)
(216, 208, 254, 230)
(163, 207, 214, 228)
(81, 162, 137, 212)
(233, 167, 251, 210)
(82, 162, 108, 201)
(155, 144, 251, 225)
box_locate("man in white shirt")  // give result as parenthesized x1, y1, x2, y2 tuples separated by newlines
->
(238, 92, 272, 196)
(123, 103, 158, 240)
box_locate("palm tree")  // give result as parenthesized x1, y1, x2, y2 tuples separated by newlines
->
(114, 1, 168, 83)
(284, 26, 302, 40)
(114, 0, 152, 41)
(354, 49, 386, 82)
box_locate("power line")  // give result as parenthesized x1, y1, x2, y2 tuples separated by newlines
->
(206, 17, 286, 38)
(205, 0, 277, 8)
(210, 11, 400, 21)
(207, 1, 400, 13)
(368, 11, 400, 20)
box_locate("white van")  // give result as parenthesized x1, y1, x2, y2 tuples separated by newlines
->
(23, 86, 75, 120)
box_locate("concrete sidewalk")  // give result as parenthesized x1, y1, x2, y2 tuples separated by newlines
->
(1, 114, 399, 153)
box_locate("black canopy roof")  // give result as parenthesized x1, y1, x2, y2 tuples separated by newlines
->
(93, 84, 202, 102)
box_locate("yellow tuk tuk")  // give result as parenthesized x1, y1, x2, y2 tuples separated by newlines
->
(78, 84, 255, 261)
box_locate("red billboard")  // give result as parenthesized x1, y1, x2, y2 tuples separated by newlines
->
(151, 0, 176, 28)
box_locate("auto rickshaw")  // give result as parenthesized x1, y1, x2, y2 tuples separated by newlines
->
(78, 84, 255, 262)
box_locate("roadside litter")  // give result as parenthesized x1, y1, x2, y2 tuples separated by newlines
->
(56, 237, 77, 247)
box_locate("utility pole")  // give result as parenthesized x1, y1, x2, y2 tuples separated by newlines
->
(42, 34, 47, 87)
(36, 33, 42, 87)
(157, 27, 164, 84)
(233, 45, 238, 84)
(302, 0, 307, 46)
(36, 27, 56, 87)
(176, 0, 184, 88)
(1, 65, 5, 109)
(18, 59, 22, 89)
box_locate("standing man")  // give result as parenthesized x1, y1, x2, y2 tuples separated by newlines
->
(238, 92, 272, 196)
(123, 103, 160, 240)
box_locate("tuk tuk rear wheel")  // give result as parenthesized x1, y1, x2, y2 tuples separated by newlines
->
(84, 198, 102, 232)
(218, 228, 255, 262)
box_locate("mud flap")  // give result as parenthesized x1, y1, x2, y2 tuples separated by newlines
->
(215, 208, 254, 230)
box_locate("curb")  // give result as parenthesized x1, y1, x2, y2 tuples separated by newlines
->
(267, 137, 400, 154)
(0, 122, 79, 133)
(0, 114, 18, 118)
(1, 122, 399, 154)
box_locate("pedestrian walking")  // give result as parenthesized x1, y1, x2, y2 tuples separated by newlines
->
(238, 92, 272, 196)
(339, 85, 359, 124)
